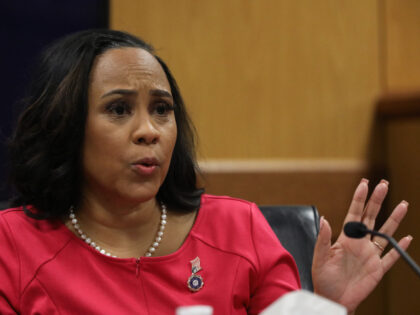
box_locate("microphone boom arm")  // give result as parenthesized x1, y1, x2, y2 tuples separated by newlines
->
(368, 229, 420, 277)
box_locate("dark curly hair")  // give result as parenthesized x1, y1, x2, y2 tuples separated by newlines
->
(8, 29, 203, 220)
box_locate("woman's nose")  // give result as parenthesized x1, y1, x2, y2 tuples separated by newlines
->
(132, 115, 159, 145)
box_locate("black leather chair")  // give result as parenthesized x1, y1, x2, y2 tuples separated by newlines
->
(0, 201, 9, 210)
(259, 205, 320, 291)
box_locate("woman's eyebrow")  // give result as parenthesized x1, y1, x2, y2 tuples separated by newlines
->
(101, 89, 172, 99)
(101, 89, 137, 98)
(150, 89, 172, 99)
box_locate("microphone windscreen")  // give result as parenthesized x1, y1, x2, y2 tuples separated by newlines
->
(344, 222, 368, 238)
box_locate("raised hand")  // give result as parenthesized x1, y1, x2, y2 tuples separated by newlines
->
(311, 179, 412, 313)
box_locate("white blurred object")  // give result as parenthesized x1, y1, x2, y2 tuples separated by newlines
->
(260, 290, 347, 315)
(176, 305, 213, 315)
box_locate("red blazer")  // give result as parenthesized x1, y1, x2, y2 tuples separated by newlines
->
(0, 194, 300, 314)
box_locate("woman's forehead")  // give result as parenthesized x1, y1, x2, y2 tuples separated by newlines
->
(89, 47, 170, 93)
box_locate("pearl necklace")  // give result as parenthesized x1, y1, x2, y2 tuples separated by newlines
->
(68, 203, 167, 258)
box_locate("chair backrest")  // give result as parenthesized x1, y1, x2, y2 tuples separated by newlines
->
(259, 205, 320, 291)
(0, 201, 9, 211)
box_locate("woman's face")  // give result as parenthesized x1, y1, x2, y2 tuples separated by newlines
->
(82, 47, 177, 205)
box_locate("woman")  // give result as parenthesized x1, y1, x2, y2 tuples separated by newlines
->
(0, 29, 412, 314)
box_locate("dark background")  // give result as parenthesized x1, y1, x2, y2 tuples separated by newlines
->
(0, 1, 109, 203)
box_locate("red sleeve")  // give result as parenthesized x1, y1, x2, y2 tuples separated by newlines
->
(0, 213, 20, 314)
(247, 203, 301, 314)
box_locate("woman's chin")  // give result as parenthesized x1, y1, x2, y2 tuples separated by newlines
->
(116, 188, 160, 205)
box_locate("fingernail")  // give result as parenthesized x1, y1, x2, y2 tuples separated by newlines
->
(401, 200, 409, 207)
(407, 235, 413, 241)
(380, 179, 389, 186)
(320, 216, 325, 230)
(361, 178, 369, 185)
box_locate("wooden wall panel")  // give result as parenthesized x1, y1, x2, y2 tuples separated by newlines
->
(385, 119, 420, 315)
(199, 159, 371, 234)
(385, 0, 420, 91)
(382, 2, 420, 313)
(110, 0, 381, 160)
(108, 1, 420, 314)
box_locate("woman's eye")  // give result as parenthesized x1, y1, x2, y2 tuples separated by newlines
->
(114, 105, 125, 115)
(106, 101, 131, 117)
(154, 102, 174, 116)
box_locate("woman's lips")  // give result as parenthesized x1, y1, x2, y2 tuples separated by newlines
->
(133, 164, 157, 176)
(131, 157, 159, 176)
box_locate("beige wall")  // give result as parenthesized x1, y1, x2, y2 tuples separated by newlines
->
(385, 0, 420, 91)
(110, 1, 420, 314)
(111, 0, 381, 161)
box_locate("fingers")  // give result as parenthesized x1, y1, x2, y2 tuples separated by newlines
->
(343, 178, 369, 225)
(361, 180, 389, 230)
(372, 201, 409, 251)
(312, 217, 332, 270)
(382, 235, 413, 273)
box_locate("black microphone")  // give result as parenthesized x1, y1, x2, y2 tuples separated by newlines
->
(344, 221, 420, 277)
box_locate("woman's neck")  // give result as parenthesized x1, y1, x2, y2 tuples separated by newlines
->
(79, 194, 160, 229)
(69, 195, 163, 258)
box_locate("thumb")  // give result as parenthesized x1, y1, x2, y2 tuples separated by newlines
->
(312, 216, 332, 270)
